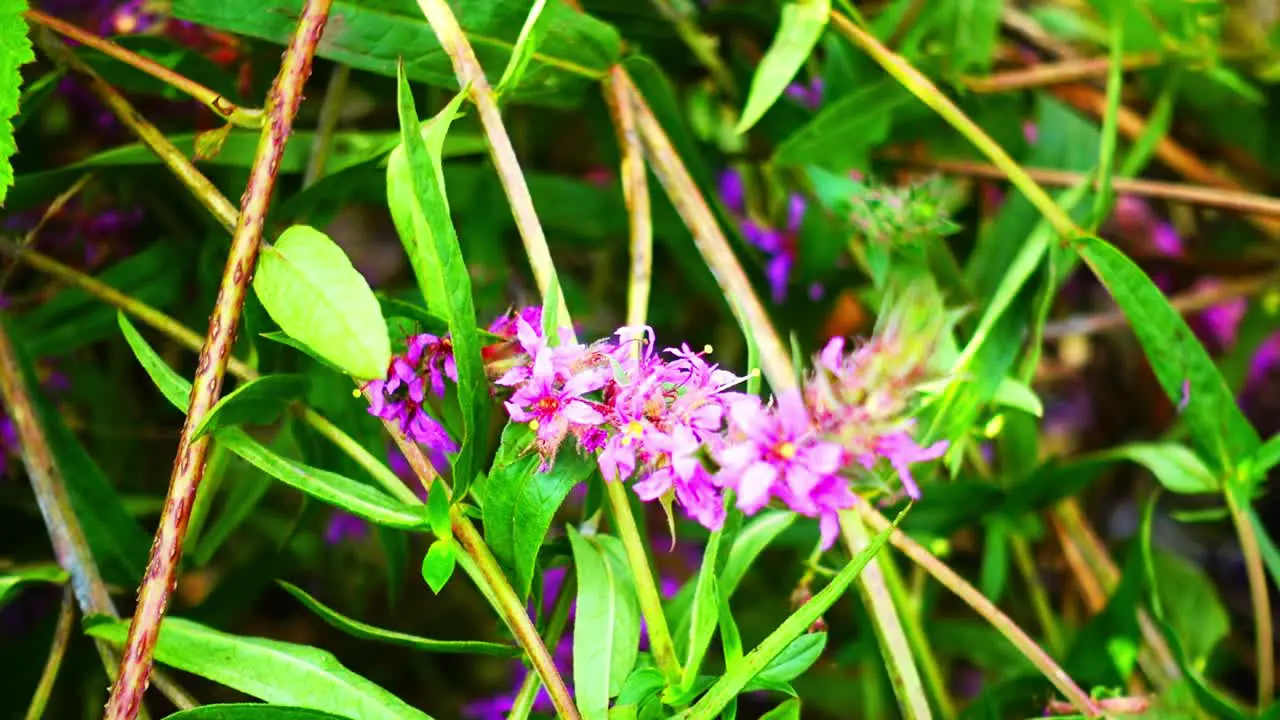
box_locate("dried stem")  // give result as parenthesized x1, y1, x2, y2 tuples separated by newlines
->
(413, 0, 570, 328)
(604, 66, 655, 330)
(1043, 273, 1274, 340)
(103, 3, 333, 717)
(25, 9, 264, 128)
(0, 315, 196, 715)
(855, 503, 1101, 716)
(962, 53, 1163, 93)
(24, 587, 76, 720)
(30, 30, 239, 233)
(884, 154, 1280, 218)
(1228, 488, 1274, 706)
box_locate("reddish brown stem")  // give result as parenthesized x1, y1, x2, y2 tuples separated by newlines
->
(101, 2, 333, 717)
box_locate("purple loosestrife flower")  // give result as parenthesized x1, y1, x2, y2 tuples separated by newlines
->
(717, 169, 807, 302)
(785, 77, 825, 110)
(363, 334, 458, 455)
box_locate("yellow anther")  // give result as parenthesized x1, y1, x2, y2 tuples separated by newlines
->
(623, 420, 645, 437)
(703, 344, 714, 354)
(529, 419, 540, 432)
(777, 442, 797, 460)
(351, 388, 362, 398)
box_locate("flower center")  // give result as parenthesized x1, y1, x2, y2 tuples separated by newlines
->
(534, 396, 561, 417)
(776, 442, 797, 460)
(620, 420, 644, 446)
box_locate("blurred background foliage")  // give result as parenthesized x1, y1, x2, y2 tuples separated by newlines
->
(4, 0, 1280, 718)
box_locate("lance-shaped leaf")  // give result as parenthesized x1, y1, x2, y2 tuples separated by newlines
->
(0, 0, 33, 205)
(393, 65, 488, 496)
(736, 0, 830, 133)
(278, 581, 519, 656)
(193, 374, 311, 439)
(171, 0, 620, 108)
(86, 616, 433, 720)
(253, 225, 391, 381)
(568, 528, 641, 720)
(0, 564, 67, 609)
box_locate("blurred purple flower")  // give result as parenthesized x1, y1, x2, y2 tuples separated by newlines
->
(323, 512, 369, 545)
(785, 77, 825, 111)
(717, 169, 808, 302)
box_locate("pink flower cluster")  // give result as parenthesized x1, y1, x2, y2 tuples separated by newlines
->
(362, 306, 946, 548)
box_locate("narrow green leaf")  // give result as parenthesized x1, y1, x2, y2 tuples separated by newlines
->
(1078, 236, 1261, 472)
(496, 0, 549, 96)
(257, 332, 347, 375)
(750, 632, 827, 685)
(422, 539, 457, 594)
(172, 0, 621, 108)
(682, 521, 726, 690)
(1103, 443, 1218, 495)
(774, 82, 909, 169)
(719, 510, 796, 598)
(119, 313, 425, 531)
(193, 374, 310, 439)
(253, 225, 391, 381)
(736, 0, 830, 133)
(86, 616, 432, 720)
(0, 564, 67, 608)
(568, 528, 642, 720)
(758, 699, 802, 720)
(426, 480, 451, 539)
(394, 66, 489, 496)
(687, 507, 908, 718)
(0, 0, 33, 205)
(163, 705, 352, 720)
(483, 422, 596, 599)
(278, 581, 516, 656)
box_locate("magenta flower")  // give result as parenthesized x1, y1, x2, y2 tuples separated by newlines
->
(363, 343, 457, 455)
(785, 76, 825, 110)
(505, 355, 606, 467)
(634, 425, 726, 531)
(856, 429, 947, 500)
(405, 333, 457, 398)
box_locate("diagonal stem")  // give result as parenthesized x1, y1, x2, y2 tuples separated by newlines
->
(102, 2, 333, 717)
(30, 30, 239, 233)
(25, 9, 264, 128)
(24, 587, 77, 720)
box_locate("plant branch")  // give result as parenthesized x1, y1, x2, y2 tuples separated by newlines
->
(962, 53, 1163, 93)
(25, 9, 265, 128)
(883, 153, 1280, 218)
(30, 30, 239, 233)
(1228, 487, 1274, 706)
(0, 315, 196, 716)
(603, 66, 655, 330)
(24, 587, 76, 720)
(856, 503, 1101, 716)
(841, 514, 932, 720)
(103, 3, 333, 717)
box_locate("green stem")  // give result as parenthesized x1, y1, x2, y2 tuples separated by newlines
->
(303, 64, 351, 188)
(681, 507, 906, 720)
(830, 12, 1080, 240)
(855, 503, 1100, 717)
(31, 30, 240, 233)
(509, 570, 577, 720)
(24, 588, 76, 720)
(26, 9, 265, 129)
(841, 514, 933, 720)
(1009, 535, 1065, 657)
(877, 531, 957, 720)
(1227, 487, 1274, 706)
(603, 66, 655, 331)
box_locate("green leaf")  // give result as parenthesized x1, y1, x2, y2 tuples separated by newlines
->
(1150, 551, 1229, 667)
(1102, 443, 1219, 495)
(253, 225, 391, 381)
(773, 82, 911, 169)
(496, 0, 549, 96)
(193, 375, 311, 439)
(1078, 236, 1260, 473)
(118, 313, 425, 531)
(426, 479, 451, 539)
(568, 528, 642, 720)
(735, 0, 830, 133)
(278, 581, 516, 656)
(257, 332, 347, 375)
(86, 616, 432, 720)
(171, 0, 620, 108)
(422, 539, 457, 594)
(163, 705, 353, 720)
(758, 699, 802, 720)
(749, 632, 827, 686)
(0, 0, 33, 205)
(1244, 432, 1280, 485)
(682, 515, 726, 691)
(483, 421, 595, 600)
(719, 510, 796, 599)
(0, 564, 67, 608)
(394, 67, 489, 496)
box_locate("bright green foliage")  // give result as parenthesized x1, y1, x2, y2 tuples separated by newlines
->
(0, 0, 32, 206)
(736, 0, 830, 134)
